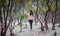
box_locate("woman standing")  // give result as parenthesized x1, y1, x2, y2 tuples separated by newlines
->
(28, 10, 34, 30)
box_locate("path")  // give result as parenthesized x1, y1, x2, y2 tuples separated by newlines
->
(6, 23, 60, 36)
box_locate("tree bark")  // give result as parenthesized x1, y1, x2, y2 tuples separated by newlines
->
(1, 0, 15, 36)
(44, 15, 48, 30)
(37, 18, 44, 31)
(20, 19, 22, 32)
(52, 0, 58, 30)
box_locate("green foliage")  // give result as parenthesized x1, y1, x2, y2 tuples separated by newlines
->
(16, 6, 22, 13)
(40, 0, 46, 6)
(57, 1, 60, 8)
(15, 0, 21, 4)
(2, 0, 8, 6)
(18, 14, 21, 19)
(39, 6, 47, 15)
(39, 0, 47, 15)
(31, 7, 36, 13)
(21, 15, 24, 19)
(0, 0, 1, 3)
(49, 0, 56, 13)
(14, 6, 22, 15)
(23, 13, 28, 19)
(40, 0, 44, 5)
(18, 13, 28, 20)
(25, 0, 31, 3)
(25, 2, 37, 13)
(15, 0, 31, 4)
(50, 4, 55, 12)
(49, 0, 55, 3)
(1, 0, 9, 11)
(42, 9, 47, 14)
(25, 2, 32, 10)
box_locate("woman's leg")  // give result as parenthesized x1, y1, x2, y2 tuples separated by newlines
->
(30, 21, 32, 29)
(29, 20, 33, 30)
(29, 20, 31, 30)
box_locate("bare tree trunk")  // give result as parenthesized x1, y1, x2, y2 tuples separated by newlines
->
(0, 1, 3, 36)
(36, 0, 44, 31)
(35, 0, 39, 25)
(35, 16, 37, 25)
(37, 18, 44, 31)
(44, 0, 52, 30)
(0, 7, 5, 36)
(24, 20, 27, 28)
(52, 0, 58, 30)
(44, 15, 48, 30)
(52, 13, 55, 30)
(1, 1, 7, 36)
(1, 0, 15, 36)
(20, 19, 22, 32)
(9, 0, 15, 36)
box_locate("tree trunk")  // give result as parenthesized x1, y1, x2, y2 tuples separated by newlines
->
(25, 20, 27, 28)
(1, 0, 15, 36)
(20, 19, 22, 32)
(35, 16, 37, 25)
(41, 22, 44, 31)
(37, 18, 44, 31)
(35, 0, 39, 25)
(44, 15, 48, 30)
(52, 14, 55, 30)
(10, 22, 13, 36)
(52, 0, 58, 30)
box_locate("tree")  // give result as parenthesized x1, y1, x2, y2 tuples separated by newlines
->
(38, 0, 49, 30)
(0, 0, 15, 36)
(49, 0, 58, 30)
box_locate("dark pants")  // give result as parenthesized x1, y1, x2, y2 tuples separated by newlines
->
(29, 20, 33, 30)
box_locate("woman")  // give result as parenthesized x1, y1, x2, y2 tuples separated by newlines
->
(28, 10, 34, 30)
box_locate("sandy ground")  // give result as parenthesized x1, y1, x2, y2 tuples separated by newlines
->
(6, 22, 60, 36)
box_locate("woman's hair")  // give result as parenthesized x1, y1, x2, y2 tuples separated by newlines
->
(30, 10, 33, 16)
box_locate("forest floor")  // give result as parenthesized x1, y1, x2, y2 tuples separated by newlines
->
(6, 22, 60, 36)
